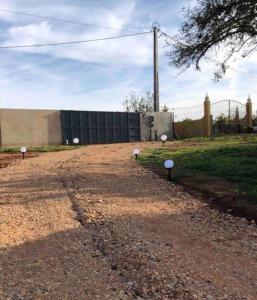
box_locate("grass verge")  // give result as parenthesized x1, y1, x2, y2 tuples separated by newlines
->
(0, 145, 80, 153)
(139, 135, 257, 220)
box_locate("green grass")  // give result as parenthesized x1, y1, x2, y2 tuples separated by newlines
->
(0, 145, 80, 153)
(139, 135, 257, 203)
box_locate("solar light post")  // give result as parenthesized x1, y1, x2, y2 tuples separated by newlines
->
(164, 159, 174, 181)
(133, 148, 140, 160)
(20, 146, 27, 159)
(161, 134, 167, 147)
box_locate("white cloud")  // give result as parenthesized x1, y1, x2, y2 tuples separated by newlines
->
(0, 0, 256, 114)
(159, 55, 257, 112)
(1, 1, 152, 67)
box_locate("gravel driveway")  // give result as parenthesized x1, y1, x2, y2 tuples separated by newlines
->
(0, 143, 256, 299)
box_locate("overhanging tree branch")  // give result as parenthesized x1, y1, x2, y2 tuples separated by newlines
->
(168, 0, 257, 78)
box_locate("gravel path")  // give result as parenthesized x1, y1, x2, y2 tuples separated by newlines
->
(0, 143, 256, 299)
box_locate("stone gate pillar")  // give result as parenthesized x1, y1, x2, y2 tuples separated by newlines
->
(204, 94, 212, 138)
(246, 96, 253, 128)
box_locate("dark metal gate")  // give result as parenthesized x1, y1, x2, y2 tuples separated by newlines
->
(211, 100, 247, 135)
(61, 110, 141, 145)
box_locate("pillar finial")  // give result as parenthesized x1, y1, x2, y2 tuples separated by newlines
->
(247, 95, 252, 102)
(205, 93, 209, 101)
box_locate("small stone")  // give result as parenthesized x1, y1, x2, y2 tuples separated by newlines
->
(126, 281, 133, 287)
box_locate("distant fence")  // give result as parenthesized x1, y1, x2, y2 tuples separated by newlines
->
(171, 104, 204, 122)
(171, 96, 253, 138)
(171, 103, 204, 138)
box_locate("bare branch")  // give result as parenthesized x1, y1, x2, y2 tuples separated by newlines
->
(168, 0, 257, 78)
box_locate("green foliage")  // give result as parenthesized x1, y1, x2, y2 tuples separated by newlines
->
(139, 135, 257, 203)
(0, 145, 79, 153)
(215, 113, 228, 125)
(169, 0, 257, 79)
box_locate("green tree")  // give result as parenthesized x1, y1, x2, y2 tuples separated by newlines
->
(216, 113, 229, 125)
(123, 91, 153, 115)
(169, 0, 257, 79)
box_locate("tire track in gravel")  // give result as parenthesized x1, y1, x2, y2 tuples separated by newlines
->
(0, 149, 132, 300)
(61, 167, 204, 300)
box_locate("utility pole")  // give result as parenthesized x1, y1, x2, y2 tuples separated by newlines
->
(153, 23, 160, 112)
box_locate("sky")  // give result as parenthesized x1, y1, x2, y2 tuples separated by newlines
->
(0, 0, 256, 112)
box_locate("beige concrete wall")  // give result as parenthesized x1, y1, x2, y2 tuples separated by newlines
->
(0, 109, 62, 147)
(140, 112, 173, 141)
(174, 118, 205, 138)
(0, 109, 174, 146)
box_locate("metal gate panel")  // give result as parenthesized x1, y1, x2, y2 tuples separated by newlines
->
(128, 113, 140, 142)
(80, 111, 89, 144)
(61, 110, 140, 145)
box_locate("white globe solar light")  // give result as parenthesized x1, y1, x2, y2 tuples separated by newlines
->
(133, 148, 140, 155)
(20, 146, 27, 159)
(164, 159, 174, 181)
(161, 134, 168, 141)
(133, 148, 140, 160)
(20, 146, 27, 153)
(161, 134, 168, 146)
(73, 138, 79, 145)
(164, 159, 174, 169)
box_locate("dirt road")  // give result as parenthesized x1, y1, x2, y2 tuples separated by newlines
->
(0, 143, 256, 299)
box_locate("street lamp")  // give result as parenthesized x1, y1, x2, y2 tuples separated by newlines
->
(20, 146, 27, 159)
(161, 134, 167, 147)
(164, 159, 174, 181)
(133, 148, 140, 160)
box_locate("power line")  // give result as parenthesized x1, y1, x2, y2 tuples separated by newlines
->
(0, 8, 137, 33)
(0, 31, 152, 49)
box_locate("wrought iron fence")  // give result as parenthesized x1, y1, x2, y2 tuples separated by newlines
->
(171, 98, 250, 138)
(211, 100, 247, 134)
(171, 104, 204, 122)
